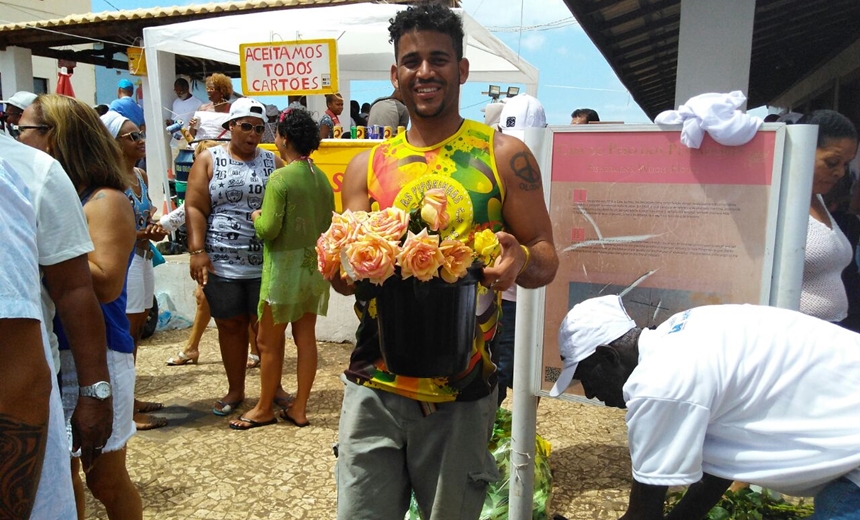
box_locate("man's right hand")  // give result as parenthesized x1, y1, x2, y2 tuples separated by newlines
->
(72, 397, 113, 473)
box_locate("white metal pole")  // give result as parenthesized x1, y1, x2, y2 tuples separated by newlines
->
(769, 124, 818, 309)
(508, 287, 538, 520)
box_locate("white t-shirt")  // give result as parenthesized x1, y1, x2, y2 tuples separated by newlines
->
(172, 94, 203, 127)
(626, 304, 860, 496)
(191, 110, 231, 141)
(0, 159, 77, 519)
(0, 133, 94, 371)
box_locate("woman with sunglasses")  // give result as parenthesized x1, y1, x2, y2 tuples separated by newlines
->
(188, 72, 233, 141)
(186, 98, 285, 417)
(18, 94, 142, 519)
(229, 108, 334, 430)
(101, 111, 169, 432)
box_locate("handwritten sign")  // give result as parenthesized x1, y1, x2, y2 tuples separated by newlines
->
(240, 39, 338, 96)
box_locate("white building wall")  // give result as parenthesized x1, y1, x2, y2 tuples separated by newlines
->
(0, 0, 96, 104)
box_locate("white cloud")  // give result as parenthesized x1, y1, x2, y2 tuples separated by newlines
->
(521, 33, 547, 52)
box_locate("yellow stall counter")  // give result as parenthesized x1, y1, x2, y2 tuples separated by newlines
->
(260, 139, 378, 212)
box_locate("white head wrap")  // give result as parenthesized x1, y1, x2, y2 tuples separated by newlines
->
(100, 110, 130, 138)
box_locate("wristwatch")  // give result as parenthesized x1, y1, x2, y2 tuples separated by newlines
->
(79, 381, 112, 400)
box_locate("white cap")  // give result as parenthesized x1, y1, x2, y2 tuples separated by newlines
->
(549, 295, 636, 397)
(265, 104, 280, 118)
(483, 101, 505, 128)
(222, 97, 266, 129)
(499, 94, 546, 139)
(1, 91, 37, 111)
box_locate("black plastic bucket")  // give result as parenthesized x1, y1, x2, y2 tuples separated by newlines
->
(376, 265, 481, 377)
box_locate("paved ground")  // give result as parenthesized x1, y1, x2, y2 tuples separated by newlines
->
(81, 328, 635, 519)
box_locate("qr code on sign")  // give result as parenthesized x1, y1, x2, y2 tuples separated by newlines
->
(545, 366, 561, 383)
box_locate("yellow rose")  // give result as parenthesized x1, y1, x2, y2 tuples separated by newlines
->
(472, 229, 501, 266)
(397, 229, 445, 282)
(419, 188, 450, 232)
(439, 239, 473, 283)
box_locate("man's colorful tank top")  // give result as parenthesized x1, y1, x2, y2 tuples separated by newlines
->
(343, 119, 506, 403)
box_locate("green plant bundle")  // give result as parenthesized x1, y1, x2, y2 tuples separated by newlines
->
(664, 487, 813, 520)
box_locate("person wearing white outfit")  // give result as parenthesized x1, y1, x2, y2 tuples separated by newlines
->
(0, 159, 77, 519)
(797, 110, 859, 323)
(552, 295, 860, 520)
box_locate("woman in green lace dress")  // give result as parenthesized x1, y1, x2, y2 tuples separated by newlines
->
(230, 108, 334, 430)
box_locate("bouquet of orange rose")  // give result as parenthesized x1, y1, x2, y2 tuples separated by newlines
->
(316, 188, 501, 285)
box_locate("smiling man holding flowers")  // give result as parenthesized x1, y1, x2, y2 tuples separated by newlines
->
(328, 4, 558, 520)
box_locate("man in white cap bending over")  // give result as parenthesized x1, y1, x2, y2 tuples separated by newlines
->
(552, 295, 860, 519)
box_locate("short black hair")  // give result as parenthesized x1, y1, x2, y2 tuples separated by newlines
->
(277, 108, 321, 156)
(572, 108, 600, 122)
(174, 78, 189, 90)
(388, 2, 465, 61)
(797, 109, 858, 148)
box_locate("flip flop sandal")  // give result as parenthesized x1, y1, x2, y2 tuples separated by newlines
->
(273, 394, 295, 410)
(167, 351, 198, 366)
(135, 415, 168, 431)
(212, 399, 243, 416)
(279, 408, 310, 428)
(246, 354, 261, 369)
(135, 400, 164, 414)
(229, 416, 278, 430)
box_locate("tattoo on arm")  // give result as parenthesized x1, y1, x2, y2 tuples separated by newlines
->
(0, 414, 47, 519)
(510, 151, 541, 192)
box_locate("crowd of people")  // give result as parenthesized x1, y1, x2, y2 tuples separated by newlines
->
(3, 2, 860, 520)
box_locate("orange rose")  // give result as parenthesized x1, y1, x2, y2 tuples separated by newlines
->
(316, 234, 341, 280)
(366, 207, 409, 241)
(419, 188, 449, 232)
(397, 229, 445, 282)
(343, 233, 399, 285)
(439, 239, 473, 283)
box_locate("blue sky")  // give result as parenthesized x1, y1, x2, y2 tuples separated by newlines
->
(92, 0, 652, 125)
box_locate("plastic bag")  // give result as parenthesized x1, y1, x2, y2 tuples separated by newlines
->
(155, 291, 193, 331)
(405, 407, 553, 520)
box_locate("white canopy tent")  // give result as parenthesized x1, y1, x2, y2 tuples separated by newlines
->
(141, 3, 539, 213)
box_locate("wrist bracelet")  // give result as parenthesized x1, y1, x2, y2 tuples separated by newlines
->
(189, 249, 206, 255)
(518, 244, 531, 275)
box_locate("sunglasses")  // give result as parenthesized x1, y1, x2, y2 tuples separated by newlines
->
(235, 122, 265, 135)
(11, 124, 50, 132)
(119, 130, 146, 142)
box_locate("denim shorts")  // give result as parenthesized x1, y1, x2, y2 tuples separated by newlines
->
(203, 273, 261, 320)
(812, 477, 860, 520)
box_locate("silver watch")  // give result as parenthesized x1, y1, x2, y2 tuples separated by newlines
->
(79, 381, 112, 400)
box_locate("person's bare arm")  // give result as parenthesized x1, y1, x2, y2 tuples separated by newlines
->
(0, 318, 50, 519)
(82, 189, 136, 303)
(329, 150, 373, 296)
(185, 149, 214, 286)
(139, 170, 167, 242)
(42, 255, 112, 472)
(483, 132, 558, 291)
